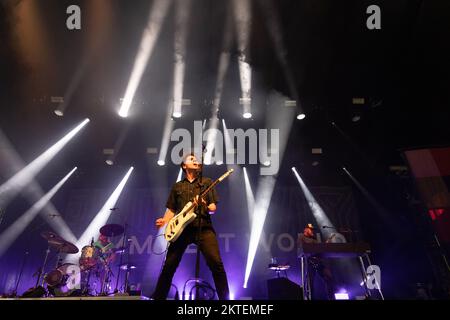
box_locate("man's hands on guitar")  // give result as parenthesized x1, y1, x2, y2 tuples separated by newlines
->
(155, 209, 175, 228)
(194, 195, 216, 213)
(155, 217, 168, 227)
(193, 195, 207, 207)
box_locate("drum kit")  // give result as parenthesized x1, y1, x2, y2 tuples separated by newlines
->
(28, 223, 136, 297)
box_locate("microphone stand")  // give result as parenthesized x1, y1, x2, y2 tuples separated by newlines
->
(12, 250, 29, 297)
(0, 207, 6, 226)
(115, 223, 128, 294)
(194, 145, 206, 300)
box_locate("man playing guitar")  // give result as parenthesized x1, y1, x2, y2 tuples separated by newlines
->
(151, 153, 229, 300)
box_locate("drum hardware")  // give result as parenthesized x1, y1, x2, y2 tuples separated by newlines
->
(114, 223, 128, 293)
(120, 263, 136, 293)
(12, 250, 29, 297)
(36, 245, 51, 288)
(39, 231, 80, 296)
(96, 241, 116, 296)
(99, 256, 115, 296)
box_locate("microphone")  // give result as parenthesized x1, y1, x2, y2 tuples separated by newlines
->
(322, 225, 335, 229)
(110, 207, 118, 211)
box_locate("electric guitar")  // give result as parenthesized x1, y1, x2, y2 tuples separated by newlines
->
(164, 169, 234, 243)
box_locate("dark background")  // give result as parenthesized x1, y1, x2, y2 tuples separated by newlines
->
(0, 0, 449, 299)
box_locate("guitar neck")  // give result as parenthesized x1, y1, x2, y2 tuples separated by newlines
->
(199, 179, 219, 198)
(198, 169, 233, 199)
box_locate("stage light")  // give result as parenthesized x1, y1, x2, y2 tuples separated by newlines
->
(0, 119, 89, 208)
(106, 159, 114, 166)
(263, 161, 271, 166)
(297, 113, 306, 120)
(72, 167, 134, 261)
(334, 292, 349, 300)
(0, 167, 77, 257)
(119, 0, 171, 117)
(157, 160, 165, 166)
(352, 114, 361, 122)
(243, 112, 252, 119)
(54, 109, 64, 117)
(172, 111, 182, 118)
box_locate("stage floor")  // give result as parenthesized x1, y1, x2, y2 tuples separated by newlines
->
(1, 295, 150, 300)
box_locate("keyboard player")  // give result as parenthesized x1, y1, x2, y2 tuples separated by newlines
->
(298, 223, 336, 300)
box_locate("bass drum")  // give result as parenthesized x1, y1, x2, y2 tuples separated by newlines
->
(45, 263, 81, 297)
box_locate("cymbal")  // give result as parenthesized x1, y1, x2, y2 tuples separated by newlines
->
(57, 241, 79, 254)
(40, 231, 65, 245)
(100, 224, 124, 237)
(40, 231, 78, 254)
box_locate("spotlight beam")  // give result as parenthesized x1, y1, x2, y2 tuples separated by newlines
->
(243, 93, 296, 288)
(176, 168, 183, 182)
(292, 167, 335, 238)
(0, 119, 89, 208)
(342, 167, 397, 235)
(232, 0, 252, 118)
(172, 0, 191, 118)
(158, 0, 191, 163)
(0, 167, 77, 257)
(119, 0, 172, 117)
(258, 0, 305, 116)
(0, 129, 77, 243)
(242, 167, 255, 222)
(204, 13, 233, 164)
(74, 167, 134, 253)
(243, 176, 276, 288)
(158, 109, 175, 166)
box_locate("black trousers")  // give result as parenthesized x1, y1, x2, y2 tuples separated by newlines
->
(152, 224, 229, 300)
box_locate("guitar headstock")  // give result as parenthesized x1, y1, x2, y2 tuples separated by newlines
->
(218, 168, 234, 181)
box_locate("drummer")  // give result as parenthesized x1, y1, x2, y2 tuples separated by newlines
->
(93, 234, 116, 264)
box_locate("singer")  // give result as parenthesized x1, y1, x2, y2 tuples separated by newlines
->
(151, 152, 229, 300)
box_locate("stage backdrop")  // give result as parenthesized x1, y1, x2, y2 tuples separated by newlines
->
(0, 180, 365, 299)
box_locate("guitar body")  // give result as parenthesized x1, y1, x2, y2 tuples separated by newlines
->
(163, 169, 234, 243)
(164, 201, 197, 243)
